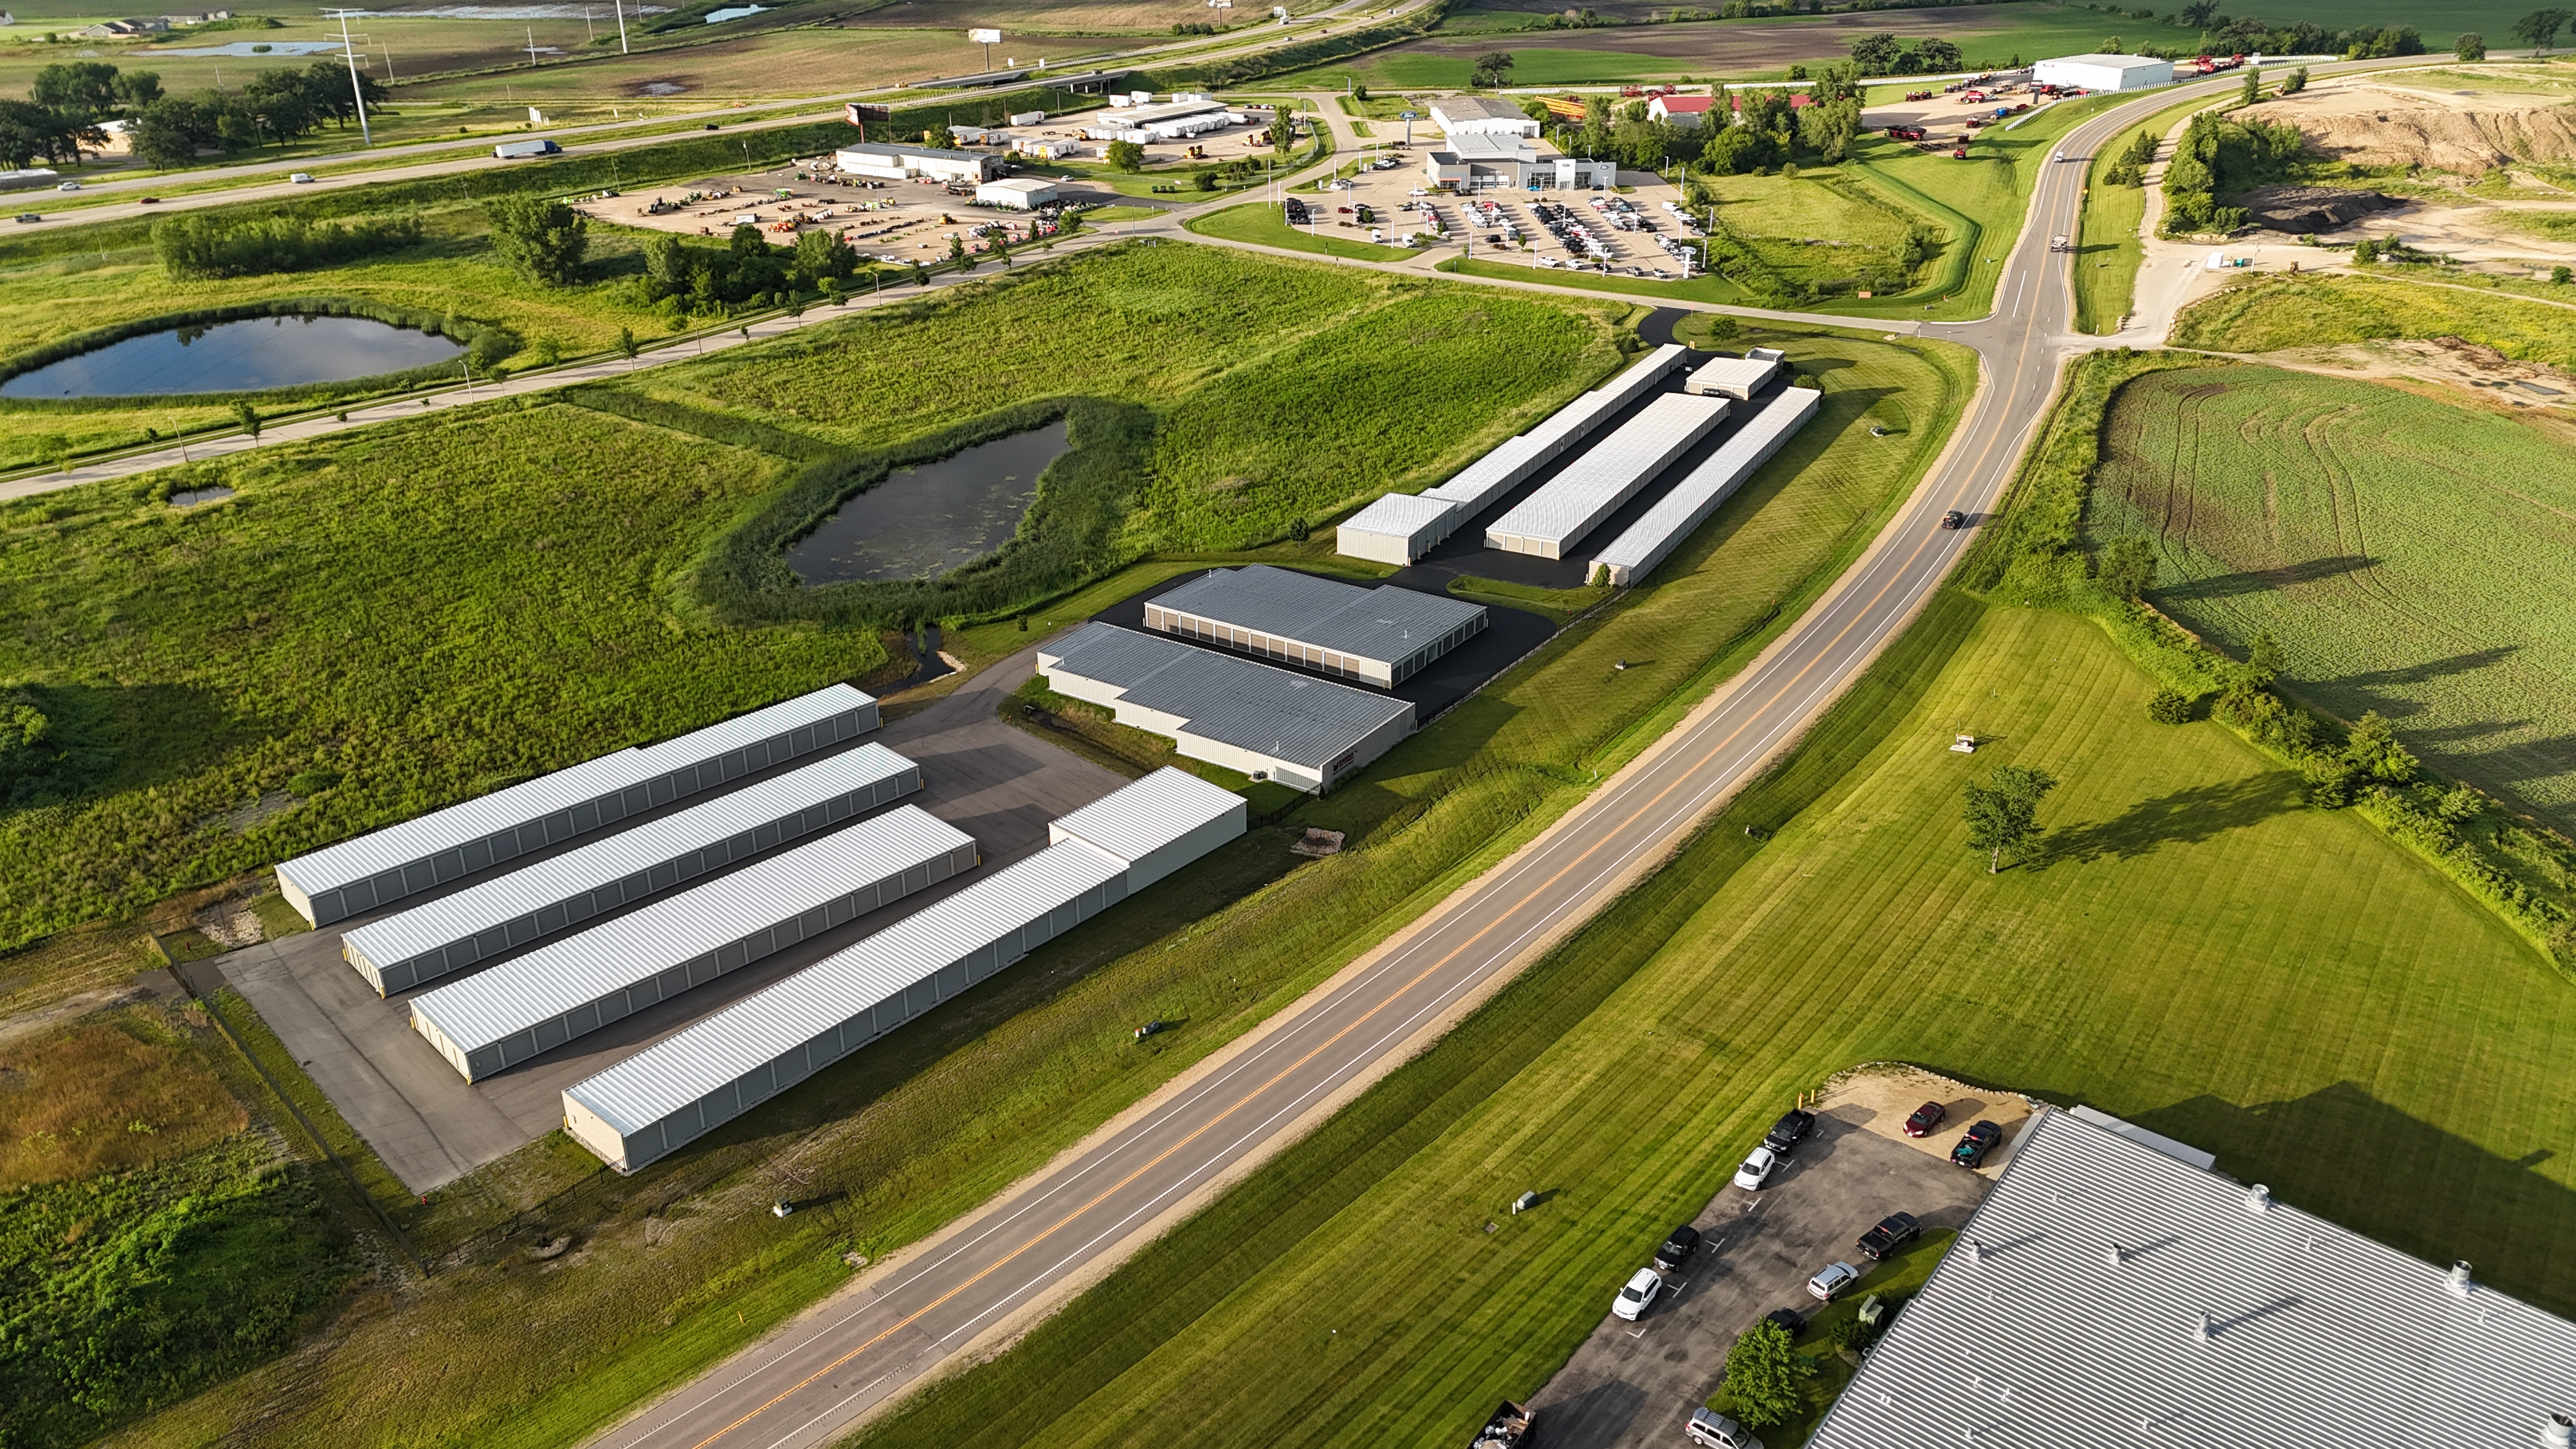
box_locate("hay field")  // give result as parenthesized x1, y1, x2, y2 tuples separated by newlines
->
(2090, 362, 2576, 827)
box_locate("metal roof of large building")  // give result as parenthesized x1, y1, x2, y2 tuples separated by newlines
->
(563, 839, 1125, 1137)
(342, 744, 917, 977)
(1808, 1108, 2576, 1448)
(1430, 95, 1538, 126)
(1051, 766, 1243, 866)
(1146, 566, 1485, 670)
(1041, 623, 1412, 770)
(1483, 392, 1731, 556)
(409, 804, 974, 1058)
(1425, 344, 1688, 513)
(277, 685, 874, 897)
(1591, 386, 1818, 586)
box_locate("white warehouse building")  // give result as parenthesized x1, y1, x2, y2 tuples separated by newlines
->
(1429, 95, 1542, 139)
(410, 805, 977, 1083)
(833, 141, 998, 183)
(560, 769, 1245, 1172)
(1039, 624, 1414, 793)
(1483, 392, 1733, 559)
(2032, 52, 2175, 91)
(340, 743, 921, 996)
(273, 685, 877, 926)
(1142, 565, 1486, 688)
(976, 176, 1059, 209)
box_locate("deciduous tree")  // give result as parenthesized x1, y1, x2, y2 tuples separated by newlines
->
(1963, 763, 2058, 873)
(1719, 1321, 1811, 1428)
(485, 194, 588, 286)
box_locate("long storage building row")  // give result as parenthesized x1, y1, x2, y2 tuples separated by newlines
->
(276, 684, 878, 926)
(409, 803, 976, 1082)
(1590, 387, 1821, 587)
(1335, 344, 1687, 565)
(343, 744, 921, 995)
(1482, 392, 1732, 559)
(1142, 565, 1486, 688)
(561, 769, 1246, 1172)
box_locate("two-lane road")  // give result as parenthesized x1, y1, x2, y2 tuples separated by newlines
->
(588, 75, 2244, 1449)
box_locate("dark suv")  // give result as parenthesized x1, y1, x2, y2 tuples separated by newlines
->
(1763, 1109, 1816, 1155)
(1655, 1223, 1702, 1271)
(1855, 1211, 1920, 1261)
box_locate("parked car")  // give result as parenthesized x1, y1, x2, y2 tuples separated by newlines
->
(1132, 1019, 1171, 1041)
(1940, 509, 1967, 529)
(1612, 1267, 1662, 1321)
(1952, 1121, 2003, 1168)
(1763, 1109, 1816, 1155)
(1760, 1306, 1805, 1333)
(1856, 1211, 1920, 1261)
(1903, 1101, 1947, 1137)
(1655, 1224, 1701, 1271)
(1733, 1145, 1779, 1191)
(1686, 1407, 1766, 1449)
(1806, 1260, 1864, 1302)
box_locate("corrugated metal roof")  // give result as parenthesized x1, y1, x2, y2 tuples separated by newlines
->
(1427, 344, 1686, 512)
(1592, 387, 1818, 585)
(1040, 624, 1412, 769)
(1338, 492, 1457, 541)
(408, 804, 972, 1055)
(1808, 1108, 2576, 1448)
(1051, 767, 1243, 864)
(279, 685, 873, 894)
(564, 840, 1124, 1135)
(1683, 354, 1779, 397)
(344, 744, 916, 969)
(1146, 567, 1484, 668)
(1484, 392, 1731, 553)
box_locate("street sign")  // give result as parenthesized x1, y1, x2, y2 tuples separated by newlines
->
(968, 27, 1001, 42)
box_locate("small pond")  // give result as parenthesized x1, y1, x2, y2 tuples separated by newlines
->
(1, 315, 466, 399)
(784, 420, 1066, 585)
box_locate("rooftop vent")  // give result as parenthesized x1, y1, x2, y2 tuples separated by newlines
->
(2193, 1310, 2212, 1343)
(2244, 1183, 2271, 1215)
(2105, 1243, 2126, 1268)
(1963, 1238, 1984, 1266)
(2447, 1261, 2477, 1299)
(2542, 1414, 2573, 1449)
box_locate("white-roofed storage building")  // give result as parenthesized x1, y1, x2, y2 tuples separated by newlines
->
(411, 804, 976, 1083)
(1682, 351, 1781, 401)
(342, 743, 919, 996)
(1039, 624, 1414, 792)
(1143, 565, 1485, 687)
(559, 769, 1243, 1171)
(274, 685, 878, 926)
(1050, 765, 1246, 890)
(1483, 392, 1731, 559)
(1590, 386, 1819, 587)
(2031, 52, 2175, 91)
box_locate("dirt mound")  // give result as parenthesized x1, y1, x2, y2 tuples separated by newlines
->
(2237, 185, 2402, 233)
(2240, 80, 2576, 174)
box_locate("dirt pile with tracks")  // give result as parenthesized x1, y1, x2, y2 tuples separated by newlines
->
(2240, 79, 2576, 174)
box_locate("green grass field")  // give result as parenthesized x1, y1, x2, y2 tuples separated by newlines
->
(1184, 199, 1421, 262)
(2073, 93, 2216, 334)
(2090, 362, 2576, 829)
(100, 318, 1973, 1449)
(1701, 168, 1922, 298)
(2172, 272, 2576, 367)
(855, 597, 2575, 1449)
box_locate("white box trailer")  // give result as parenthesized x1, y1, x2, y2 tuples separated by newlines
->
(411, 805, 976, 1083)
(1590, 387, 1820, 586)
(274, 685, 877, 926)
(1483, 392, 1731, 558)
(339, 744, 920, 996)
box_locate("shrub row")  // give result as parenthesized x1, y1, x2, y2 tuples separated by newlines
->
(151, 210, 425, 280)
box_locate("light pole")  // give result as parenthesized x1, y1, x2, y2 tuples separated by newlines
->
(613, 0, 628, 53)
(325, 9, 373, 144)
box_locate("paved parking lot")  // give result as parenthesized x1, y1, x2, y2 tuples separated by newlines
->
(1526, 1105, 1998, 1449)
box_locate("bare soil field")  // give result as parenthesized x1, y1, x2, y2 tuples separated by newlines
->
(2239, 73, 2576, 174)
(847, 0, 1331, 31)
(1395, 6, 2019, 65)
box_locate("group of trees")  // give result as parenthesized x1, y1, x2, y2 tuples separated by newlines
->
(1846, 31, 1963, 75)
(4, 58, 386, 171)
(1692, 67, 1864, 172)
(2160, 109, 2304, 233)
(2082, 3, 2424, 59)
(2511, 8, 2572, 50)
(153, 210, 424, 279)
(629, 223, 859, 314)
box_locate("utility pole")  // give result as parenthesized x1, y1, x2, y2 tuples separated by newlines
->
(584, 5, 594, 42)
(525, 26, 542, 66)
(325, 10, 372, 144)
(612, 0, 628, 53)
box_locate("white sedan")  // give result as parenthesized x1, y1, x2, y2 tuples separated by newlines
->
(1611, 1266, 1662, 1321)
(1733, 1145, 1779, 1191)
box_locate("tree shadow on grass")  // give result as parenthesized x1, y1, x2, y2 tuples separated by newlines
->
(2043, 770, 2303, 865)
(2154, 554, 2376, 602)
(2136, 1081, 2576, 1317)
(2313, 646, 2522, 694)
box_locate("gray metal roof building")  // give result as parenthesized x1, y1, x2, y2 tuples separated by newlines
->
(1483, 392, 1733, 560)
(274, 684, 877, 926)
(1038, 623, 1414, 793)
(341, 744, 921, 996)
(1142, 566, 1487, 688)
(1336, 346, 1685, 566)
(559, 769, 1243, 1172)
(1050, 765, 1247, 891)
(1809, 1107, 2576, 1448)
(1591, 386, 1819, 587)
(410, 804, 976, 1083)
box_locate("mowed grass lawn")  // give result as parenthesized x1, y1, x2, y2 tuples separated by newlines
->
(2091, 362, 2576, 828)
(1184, 201, 1420, 263)
(859, 602, 2575, 1449)
(2172, 272, 2576, 368)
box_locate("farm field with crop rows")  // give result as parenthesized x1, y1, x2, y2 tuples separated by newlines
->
(2089, 363, 2576, 827)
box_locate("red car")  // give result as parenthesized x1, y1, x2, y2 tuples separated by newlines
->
(1903, 1100, 1947, 1137)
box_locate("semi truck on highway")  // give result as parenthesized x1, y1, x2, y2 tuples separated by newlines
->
(493, 138, 563, 160)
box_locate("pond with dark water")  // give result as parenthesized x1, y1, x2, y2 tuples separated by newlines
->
(784, 420, 1066, 585)
(0, 315, 467, 399)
